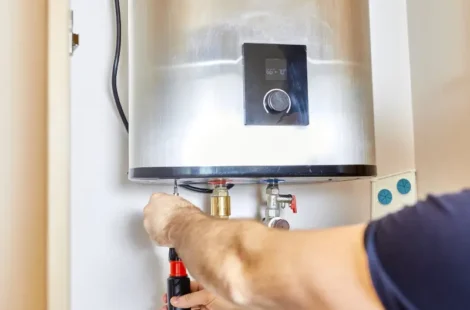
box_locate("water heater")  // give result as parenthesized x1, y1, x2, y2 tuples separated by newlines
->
(127, 0, 376, 185)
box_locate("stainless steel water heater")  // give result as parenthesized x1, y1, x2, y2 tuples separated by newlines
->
(128, 0, 376, 185)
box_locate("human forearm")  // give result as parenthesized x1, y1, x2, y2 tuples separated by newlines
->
(287, 225, 384, 310)
(144, 194, 383, 310)
(168, 209, 273, 306)
(168, 211, 382, 310)
(167, 208, 321, 309)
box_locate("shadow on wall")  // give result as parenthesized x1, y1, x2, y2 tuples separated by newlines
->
(114, 2, 167, 304)
(111, 0, 174, 192)
(128, 212, 166, 310)
(282, 179, 372, 229)
(409, 0, 470, 196)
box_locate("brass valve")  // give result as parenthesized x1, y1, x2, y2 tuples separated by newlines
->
(210, 184, 231, 219)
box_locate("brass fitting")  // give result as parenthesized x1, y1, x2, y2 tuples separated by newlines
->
(210, 185, 231, 219)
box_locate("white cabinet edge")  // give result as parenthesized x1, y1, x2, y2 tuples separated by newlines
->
(48, 0, 71, 309)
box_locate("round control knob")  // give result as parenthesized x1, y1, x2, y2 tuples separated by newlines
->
(264, 89, 291, 113)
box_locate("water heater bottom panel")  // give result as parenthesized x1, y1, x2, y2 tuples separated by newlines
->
(128, 164, 377, 185)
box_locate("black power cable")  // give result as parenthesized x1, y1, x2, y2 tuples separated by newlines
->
(112, 0, 129, 133)
(179, 185, 214, 194)
(180, 184, 235, 194)
(112, 0, 234, 194)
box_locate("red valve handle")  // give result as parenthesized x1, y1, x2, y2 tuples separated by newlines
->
(290, 195, 297, 214)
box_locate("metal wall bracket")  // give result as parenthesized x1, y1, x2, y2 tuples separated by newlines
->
(69, 11, 79, 56)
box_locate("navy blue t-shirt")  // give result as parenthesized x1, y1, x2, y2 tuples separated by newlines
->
(364, 189, 470, 310)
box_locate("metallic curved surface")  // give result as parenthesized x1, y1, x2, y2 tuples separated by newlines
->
(128, 0, 376, 183)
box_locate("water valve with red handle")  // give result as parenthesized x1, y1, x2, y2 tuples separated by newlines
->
(263, 184, 298, 230)
(290, 195, 297, 214)
(278, 194, 297, 213)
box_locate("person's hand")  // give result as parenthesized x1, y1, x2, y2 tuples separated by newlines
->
(143, 193, 201, 247)
(160, 281, 240, 310)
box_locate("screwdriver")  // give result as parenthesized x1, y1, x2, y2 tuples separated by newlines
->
(167, 180, 191, 310)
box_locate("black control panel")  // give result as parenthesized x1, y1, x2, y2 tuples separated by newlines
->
(243, 43, 309, 126)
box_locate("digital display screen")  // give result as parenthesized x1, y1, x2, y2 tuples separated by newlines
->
(265, 58, 288, 81)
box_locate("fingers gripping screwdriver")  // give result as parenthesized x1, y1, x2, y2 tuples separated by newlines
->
(168, 248, 191, 310)
(167, 181, 191, 310)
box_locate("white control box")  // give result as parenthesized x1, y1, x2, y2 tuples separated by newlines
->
(371, 170, 418, 220)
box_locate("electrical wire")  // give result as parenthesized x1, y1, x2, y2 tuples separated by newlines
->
(112, 0, 129, 133)
(180, 184, 235, 194)
(180, 184, 214, 194)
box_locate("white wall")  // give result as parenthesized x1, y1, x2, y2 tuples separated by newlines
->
(370, 0, 415, 176)
(407, 0, 470, 197)
(0, 1, 47, 310)
(70, 1, 415, 309)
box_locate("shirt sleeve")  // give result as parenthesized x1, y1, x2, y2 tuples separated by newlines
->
(364, 189, 470, 310)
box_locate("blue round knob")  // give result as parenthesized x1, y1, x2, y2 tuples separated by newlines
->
(378, 189, 393, 205)
(397, 178, 412, 195)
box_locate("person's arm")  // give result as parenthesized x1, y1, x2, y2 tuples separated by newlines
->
(144, 193, 383, 310)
